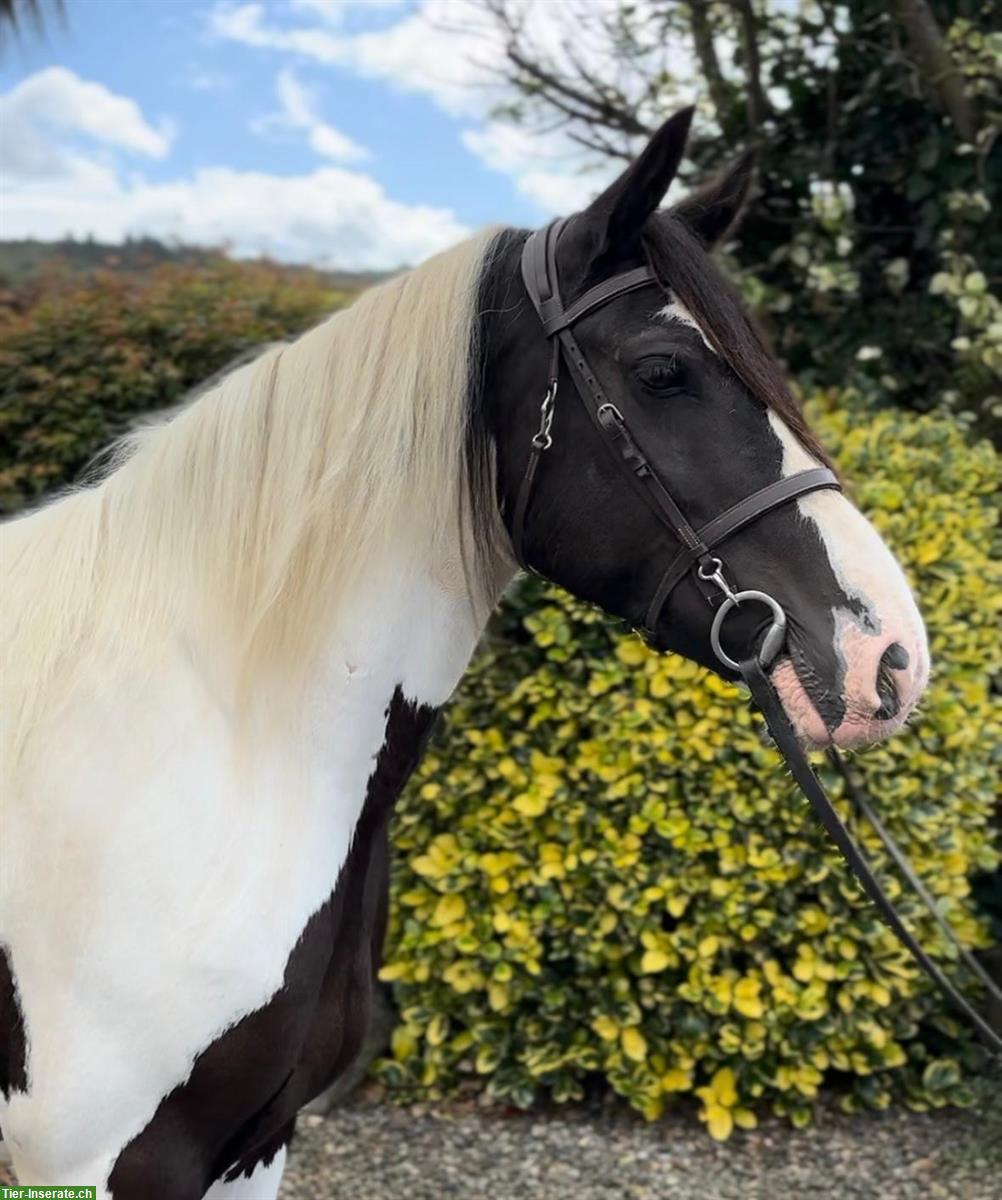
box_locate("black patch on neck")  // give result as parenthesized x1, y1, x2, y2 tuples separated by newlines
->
(108, 688, 437, 1198)
(1, 944, 28, 1101)
(465, 227, 525, 564)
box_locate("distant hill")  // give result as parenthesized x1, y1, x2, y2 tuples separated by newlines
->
(0, 237, 390, 292)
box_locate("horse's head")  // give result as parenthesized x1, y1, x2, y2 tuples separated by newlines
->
(486, 108, 928, 749)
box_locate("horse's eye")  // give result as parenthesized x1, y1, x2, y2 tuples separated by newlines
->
(635, 354, 682, 393)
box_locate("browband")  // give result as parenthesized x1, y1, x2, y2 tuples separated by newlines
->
(541, 267, 657, 336)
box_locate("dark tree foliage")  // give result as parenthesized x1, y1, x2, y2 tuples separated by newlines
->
(482, 0, 1000, 437)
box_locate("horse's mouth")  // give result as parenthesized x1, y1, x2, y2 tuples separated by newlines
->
(770, 645, 916, 751)
(787, 640, 846, 730)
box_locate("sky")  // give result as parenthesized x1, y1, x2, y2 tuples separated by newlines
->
(0, 0, 645, 270)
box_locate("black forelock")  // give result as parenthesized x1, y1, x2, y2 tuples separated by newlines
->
(642, 215, 834, 470)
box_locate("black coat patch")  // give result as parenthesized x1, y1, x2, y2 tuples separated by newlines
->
(107, 688, 437, 1199)
(1, 943, 28, 1102)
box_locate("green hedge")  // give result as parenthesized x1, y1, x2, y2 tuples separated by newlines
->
(378, 396, 1000, 1135)
(0, 260, 341, 512)
(2, 264, 997, 1134)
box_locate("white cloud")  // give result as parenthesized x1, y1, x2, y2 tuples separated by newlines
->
(347, 4, 496, 116)
(252, 68, 368, 162)
(210, 0, 501, 116)
(0, 66, 173, 180)
(3, 162, 470, 267)
(208, 0, 588, 208)
(461, 122, 619, 217)
(290, 0, 406, 20)
(210, 3, 349, 65)
(211, 1, 693, 122)
(187, 66, 235, 92)
(209, 0, 704, 217)
(4, 163, 468, 270)
(2, 68, 467, 270)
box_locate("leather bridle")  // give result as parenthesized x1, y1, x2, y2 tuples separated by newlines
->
(512, 218, 1002, 1056)
(513, 218, 840, 637)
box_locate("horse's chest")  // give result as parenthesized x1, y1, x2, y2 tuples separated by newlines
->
(110, 688, 438, 1191)
(1, 644, 438, 1193)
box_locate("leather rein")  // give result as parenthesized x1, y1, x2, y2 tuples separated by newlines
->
(512, 218, 1002, 1057)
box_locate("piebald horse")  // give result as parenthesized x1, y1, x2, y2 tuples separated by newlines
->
(1, 110, 927, 1198)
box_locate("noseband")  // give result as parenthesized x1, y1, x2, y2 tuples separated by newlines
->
(511, 218, 1002, 1057)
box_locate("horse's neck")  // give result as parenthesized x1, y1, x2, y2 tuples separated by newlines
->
(308, 548, 499, 720)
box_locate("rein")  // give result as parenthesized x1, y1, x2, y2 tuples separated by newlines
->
(513, 219, 1002, 1057)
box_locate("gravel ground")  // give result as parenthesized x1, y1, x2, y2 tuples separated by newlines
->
(279, 1089, 1001, 1200)
(1, 1088, 996, 1197)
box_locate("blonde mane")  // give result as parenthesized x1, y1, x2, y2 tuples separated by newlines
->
(2, 228, 508, 763)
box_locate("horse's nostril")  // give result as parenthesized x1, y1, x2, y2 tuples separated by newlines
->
(874, 643, 907, 720)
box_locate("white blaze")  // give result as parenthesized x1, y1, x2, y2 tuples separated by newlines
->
(766, 410, 929, 741)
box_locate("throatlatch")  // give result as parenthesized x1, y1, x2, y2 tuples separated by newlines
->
(513, 218, 1002, 1057)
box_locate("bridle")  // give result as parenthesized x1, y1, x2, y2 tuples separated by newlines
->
(512, 217, 1002, 1056)
(512, 217, 840, 640)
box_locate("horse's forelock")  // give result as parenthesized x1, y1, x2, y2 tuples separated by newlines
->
(642, 216, 834, 470)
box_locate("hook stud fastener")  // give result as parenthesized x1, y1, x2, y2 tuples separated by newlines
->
(697, 555, 738, 603)
(531, 380, 558, 450)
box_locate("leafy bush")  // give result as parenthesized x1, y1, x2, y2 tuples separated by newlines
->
(378, 397, 1000, 1135)
(0, 260, 341, 512)
(481, 1, 1002, 437)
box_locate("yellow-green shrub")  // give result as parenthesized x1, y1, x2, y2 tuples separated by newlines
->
(378, 397, 1000, 1134)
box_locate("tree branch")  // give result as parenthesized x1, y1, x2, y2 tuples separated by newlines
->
(687, 1, 734, 131)
(0, 0, 64, 39)
(891, 0, 978, 142)
(505, 44, 653, 140)
(729, 0, 774, 136)
(479, 0, 659, 160)
(565, 127, 635, 162)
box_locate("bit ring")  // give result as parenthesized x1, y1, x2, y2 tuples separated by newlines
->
(710, 589, 788, 672)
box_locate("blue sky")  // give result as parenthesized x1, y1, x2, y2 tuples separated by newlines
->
(1, 0, 626, 268)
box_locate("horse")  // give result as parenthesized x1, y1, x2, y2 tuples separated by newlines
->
(0, 107, 929, 1199)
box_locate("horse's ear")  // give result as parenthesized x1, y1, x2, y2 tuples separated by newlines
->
(580, 107, 694, 266)
(669, 149, 756, 248)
